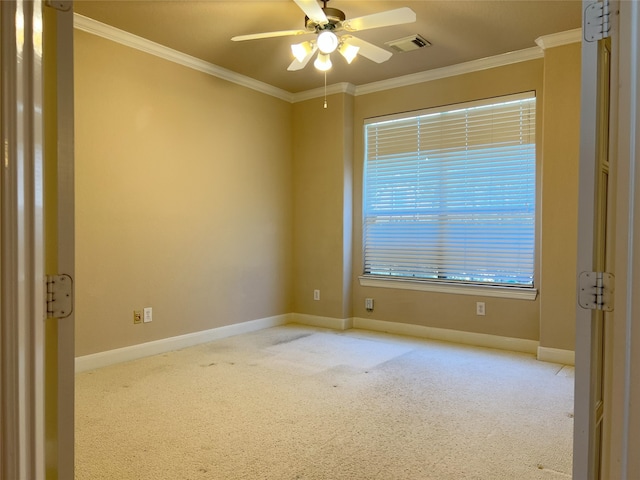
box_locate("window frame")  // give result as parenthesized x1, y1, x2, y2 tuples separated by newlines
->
(359, 92, 539, 300)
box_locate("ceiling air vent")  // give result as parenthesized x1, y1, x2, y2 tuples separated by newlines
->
(385, 34, 431, 53)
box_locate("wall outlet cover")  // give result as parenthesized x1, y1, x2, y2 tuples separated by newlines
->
(143, 307, 153, 323)
(365, 298, 374, 310)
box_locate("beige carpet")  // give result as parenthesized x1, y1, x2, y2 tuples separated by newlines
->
(75, 325, 574, 479)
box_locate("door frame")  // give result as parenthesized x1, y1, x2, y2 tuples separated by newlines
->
(50, 3, 76, 477)
(574, 1, 611, 476)
(575, 1, 640, 478)
(1, 1, 47, 478)
(1, 1, 75, 478)
(605, 0, 640, 477)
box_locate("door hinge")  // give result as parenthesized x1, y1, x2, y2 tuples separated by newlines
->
(578, 271, 614, 312)
(584, 0, 611, 42)
(46, 274, 74, 319)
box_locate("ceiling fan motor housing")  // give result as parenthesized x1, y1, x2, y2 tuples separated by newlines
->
(305, 7, 346, 32)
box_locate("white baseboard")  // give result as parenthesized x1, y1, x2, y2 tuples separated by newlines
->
(75, 314, 291, 373)
(76, 313, 563, 373)
(352, 317, 539, 355)
(537, 346, 575, 366)
(291, 313, 353, 330)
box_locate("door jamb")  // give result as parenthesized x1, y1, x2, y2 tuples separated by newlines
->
(0, 1, 47, 478)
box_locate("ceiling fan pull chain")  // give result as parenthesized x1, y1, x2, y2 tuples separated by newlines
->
(323, 71, 328, 109)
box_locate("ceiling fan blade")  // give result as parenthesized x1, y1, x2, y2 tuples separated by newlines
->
(344, 36, 392, 63)
(287, 45, 319, 71)
(231, 29, 308, 42)
(293, 0, 328, 25)
(341, 7, 416, 32)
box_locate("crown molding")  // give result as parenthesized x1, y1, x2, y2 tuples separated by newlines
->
(290, 46, 544, 101)
(354, 46, 544, 97)
(73, 14, 294, 103)
(535, 28, 582, 50)
(291, 82, 356, 103)
(74, 14, 579, 104)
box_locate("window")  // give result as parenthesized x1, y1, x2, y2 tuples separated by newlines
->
(363, 92, 536, 291)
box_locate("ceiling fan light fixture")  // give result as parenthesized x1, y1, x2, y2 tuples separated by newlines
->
(314, 52, 332, 71)
(232, 2, 418, 75)
(338, 42, 360, 64)
(291, 40, 314, 62)
(317, 30, 338, 54)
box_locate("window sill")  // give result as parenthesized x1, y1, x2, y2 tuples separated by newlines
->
(358, 275, 538, 300)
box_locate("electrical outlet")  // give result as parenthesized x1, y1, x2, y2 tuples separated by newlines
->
(313, 289, 320, 301)
(143, 307, 153, 323)
(133, 310, 142, 324)
(476, 302, 486, 316)
(365, 298, 374, 311)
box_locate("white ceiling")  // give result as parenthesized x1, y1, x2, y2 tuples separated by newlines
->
(74, 0, 582, 94)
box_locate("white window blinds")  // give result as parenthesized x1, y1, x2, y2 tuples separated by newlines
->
(363, 92, 536, 287)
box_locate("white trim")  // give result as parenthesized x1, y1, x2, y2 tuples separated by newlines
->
(364, 90, 536, 124)
(290, 313, 353, 330)
(574, 0, 603, 476)
(75, 314, 290, 373)
(1, 1, 46, 476)
(75, 314, 549, 374)
(537, 346, 576, 365)
(611, 1, 640, 476)
(358, 276, 538, 300)
(292, 82, 356, 103)
(72, 13, 580, 103)
(352, 317, 539, 355)
(353, 47, 544, 97)
(72, 14, 294, 103)
(535, 28, 582, 50)
(54, 6, 77, 479)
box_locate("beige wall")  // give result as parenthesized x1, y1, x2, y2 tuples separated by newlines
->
(349, 61, 544, 341)
(75, 31, 293, 356)
(76, 28, 581, 356)
(292, 54, 581, 347)
(539, 43, 582, 351)
(292, 94, 354, 318)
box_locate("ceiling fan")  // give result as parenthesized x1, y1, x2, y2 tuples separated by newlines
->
(231, 0, 416, 72)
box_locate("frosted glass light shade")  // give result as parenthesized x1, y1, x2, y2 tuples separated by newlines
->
(291, 41, 313, 62)
(338, 43, 359, 64)
(317, 31, 338, 54)
(314, 53, 332, 71)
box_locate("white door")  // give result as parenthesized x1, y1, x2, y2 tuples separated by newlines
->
(604, 1, 640, 477)
(574, 1, 612, 479)
(1, 1, 47, 477)
(0, 1, 75, 478)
